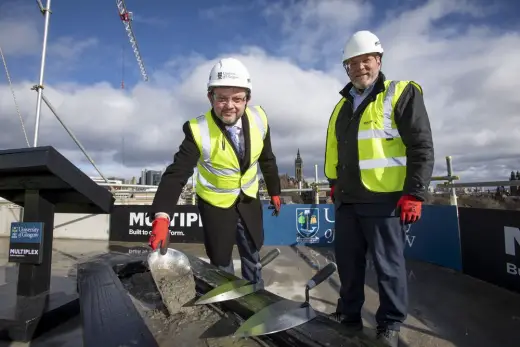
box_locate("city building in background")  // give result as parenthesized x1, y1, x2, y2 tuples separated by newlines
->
(139, 169, 162, 186)
(89, 149, 520, 205)
(295, 148, 303, 183)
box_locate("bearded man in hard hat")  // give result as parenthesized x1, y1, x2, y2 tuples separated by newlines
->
(148, 57, 282, 285)
(324, 31, 434, 346)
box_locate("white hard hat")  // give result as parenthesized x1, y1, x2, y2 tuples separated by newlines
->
(207, 57, 252, 91)
(342, 30, 384, 63)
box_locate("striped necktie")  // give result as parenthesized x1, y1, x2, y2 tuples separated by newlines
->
(227, 126, 243, 159)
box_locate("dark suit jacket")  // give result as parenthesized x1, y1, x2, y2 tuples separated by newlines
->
(149, 108, 281, 265)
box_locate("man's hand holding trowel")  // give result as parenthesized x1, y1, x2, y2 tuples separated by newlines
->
(148, 215, 170, 255)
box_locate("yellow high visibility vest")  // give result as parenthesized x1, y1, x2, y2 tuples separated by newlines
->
(324, 80, 422, 193)
(189, 106, 268, 208)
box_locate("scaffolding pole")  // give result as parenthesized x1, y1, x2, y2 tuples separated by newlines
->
(314, 164, 319, 204)
(37, 91, 110, 184)
(33, 0, 52, 147)
(30, 0, 111, 187)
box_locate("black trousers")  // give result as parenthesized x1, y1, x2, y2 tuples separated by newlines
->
(334, 203, 408, 331)
(209, 216, 263, 285)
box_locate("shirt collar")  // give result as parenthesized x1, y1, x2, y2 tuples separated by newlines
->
(226, 117, 242, 130)
(349, 82, 375, 98)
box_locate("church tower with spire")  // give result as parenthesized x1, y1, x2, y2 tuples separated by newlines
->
(295, 148, 303, 182)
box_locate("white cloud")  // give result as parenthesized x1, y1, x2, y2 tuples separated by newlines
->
(49, 37, 98, 61)
(262, 0, 374, 67)
(199, 4, 254, 21)
(0, 1, 42, 56)
(0, 0, 99, 71)
(1, 0, 519, 186)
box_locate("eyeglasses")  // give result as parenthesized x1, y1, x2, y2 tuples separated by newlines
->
(343, 55, 378, 71)
(213, 95, 247, 105)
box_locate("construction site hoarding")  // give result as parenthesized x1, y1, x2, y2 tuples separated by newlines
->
(459, 207, 520, 294)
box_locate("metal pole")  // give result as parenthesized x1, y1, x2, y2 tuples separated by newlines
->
(39, 93, 110, 185)
(314, 164, 319, 204)
(446, 156, 458, 206)
(191, 173, 196, 205)
(33, 0, 52, 147)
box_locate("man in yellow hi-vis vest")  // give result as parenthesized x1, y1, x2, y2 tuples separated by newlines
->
(324, 31, 434, 347)
(148, 58, 282, 285)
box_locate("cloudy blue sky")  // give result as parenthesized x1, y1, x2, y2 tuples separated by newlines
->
(0, 0, 518, 184)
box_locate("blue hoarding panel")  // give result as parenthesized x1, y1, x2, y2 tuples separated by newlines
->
(262, 204, 461, 271)
(403, 205, 461, 271)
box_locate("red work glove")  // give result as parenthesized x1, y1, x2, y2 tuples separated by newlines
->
(270, 196, 281, 216)
(148, 217, 170, 254)
(330, 185, 335, 202)
(397, 195, 422, 224)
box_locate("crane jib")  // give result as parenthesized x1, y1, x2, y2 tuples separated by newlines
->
(116, 0, 149, 83)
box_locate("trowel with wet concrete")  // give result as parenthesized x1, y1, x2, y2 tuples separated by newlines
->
(233, 262, 338, 338)
(147, 232, 198, 316)
(193, 248, 281, 305)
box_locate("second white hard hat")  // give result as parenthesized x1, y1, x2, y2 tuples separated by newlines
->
(207, 57, 252, 91)
(342, 30, 384, 63)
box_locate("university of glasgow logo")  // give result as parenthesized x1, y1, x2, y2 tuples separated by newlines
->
(296, 208, 320, 243)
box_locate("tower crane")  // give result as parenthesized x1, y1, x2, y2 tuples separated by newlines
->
(116, 0, 148, 87)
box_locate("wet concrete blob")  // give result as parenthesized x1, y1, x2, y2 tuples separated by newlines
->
(122, 269, 265, 347)
(153, 267, 196, 316)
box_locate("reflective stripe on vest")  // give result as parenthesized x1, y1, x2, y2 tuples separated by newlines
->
(324, 80, 420, 193)
(189, 106, 268, 208)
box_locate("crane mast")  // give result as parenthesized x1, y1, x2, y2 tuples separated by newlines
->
(116, 0, 148, 82)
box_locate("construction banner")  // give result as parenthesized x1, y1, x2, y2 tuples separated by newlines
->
(109, 205, 204, 243)
(458, 207, 520, 293)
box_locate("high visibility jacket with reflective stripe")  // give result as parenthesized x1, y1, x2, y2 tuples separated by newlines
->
(189, 106, 268, 208)
(325, 80, 422, 193)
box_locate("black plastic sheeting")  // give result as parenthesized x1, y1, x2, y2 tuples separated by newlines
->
(77, 249, 373, 347)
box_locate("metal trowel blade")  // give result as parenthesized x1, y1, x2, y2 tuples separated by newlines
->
(193, 279, 256, 305)
(147, 248, 192, 307)
(234, 299, 317, 337)
(147, 248, 191, 273)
